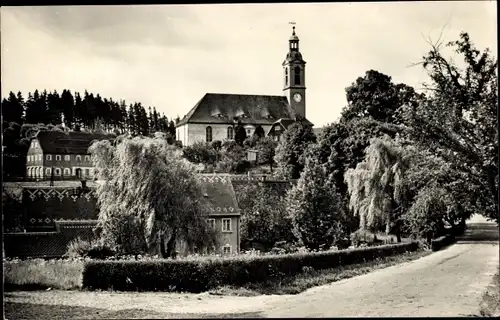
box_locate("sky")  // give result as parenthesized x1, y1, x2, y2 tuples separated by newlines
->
(1, 2, 497, 128)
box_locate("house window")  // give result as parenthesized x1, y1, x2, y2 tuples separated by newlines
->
(227, 126, 234, 140)
(85, 169, 90, 176)
(54, 168, 61, 175)
(46, 154, 52, 161)
(85, 155, 91, 162)
(63, 168, 71, 176)
(206, 126, 212, 142)
(223, 245, 231, 255)
(56, 155, 61, 161)
(294, 66, 301, 85)
(76, 155, 82, 162)
(45, 168, 52, 176)
(64, 155, 70, 161)
(206, 219, 216, 229)
(222, 218, 232, 232)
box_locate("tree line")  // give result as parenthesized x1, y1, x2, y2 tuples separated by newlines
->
(2, 89, 178, 136)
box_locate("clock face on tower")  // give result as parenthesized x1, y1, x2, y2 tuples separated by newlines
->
(293, 93, 302, 103)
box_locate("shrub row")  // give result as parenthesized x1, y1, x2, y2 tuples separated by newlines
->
(82, 241, 420, 292)
(431, 234, 456, 251)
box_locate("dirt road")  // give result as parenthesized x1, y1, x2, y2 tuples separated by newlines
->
(263, 214, 499, 317)
(5, 215, 498, 318)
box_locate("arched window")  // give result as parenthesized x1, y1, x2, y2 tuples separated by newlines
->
(45, 168, 52, 176)
(75, 168, 82, 179)
(63, 168, 71, 176)
(54, 168, 61, 176)
(206, 126, 212, 142)
(294, 66, 301, 85)
(285, 68, 288, 86)
(227, 126, 234, 140)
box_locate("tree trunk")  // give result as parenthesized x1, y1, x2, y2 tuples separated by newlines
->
(159, 231, 167, 258)
(166, 227, 177, 259)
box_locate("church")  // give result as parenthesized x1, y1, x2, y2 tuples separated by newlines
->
(176, 26, 313, 146)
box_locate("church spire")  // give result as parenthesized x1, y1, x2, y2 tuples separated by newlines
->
(289, 25, 299, 51)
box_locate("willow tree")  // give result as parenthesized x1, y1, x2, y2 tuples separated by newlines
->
(89, 135, 218, 258)
(344, 135, 409, 241)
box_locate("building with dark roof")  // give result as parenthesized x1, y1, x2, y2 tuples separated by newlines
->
(26, 130, 115, 180)
(176, 26, 312, 146)
(199, 173, 241, 254)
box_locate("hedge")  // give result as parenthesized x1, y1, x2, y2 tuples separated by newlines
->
(431, 234, 456, 251)
(82, 241, 419, 292)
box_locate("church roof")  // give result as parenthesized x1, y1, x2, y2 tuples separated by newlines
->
(176, 93, 301, 126)
(34, 131, 115, 155)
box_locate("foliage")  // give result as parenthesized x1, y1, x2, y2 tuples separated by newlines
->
(235, 182, 295, 251)
(274, 120, 317, 179)
(182, 141, 218, 166)
(216, 140, 248, 173)
(286, 157, 347, 251)
(255, 136, 278, 172)
(88, 135, 217, 258)
(401, 32, 498, 223)
(65, 237, 116, 259)
(82, 241, 419, 292)
(243, 134, 261, 149)
(254, 125, 265, 138)
(342, 69, 423, 124)
(399, 146, 475, 238)
(309, 118, 402, 198)
(344, 136, 409, 239)
(234, 122, 247, 146)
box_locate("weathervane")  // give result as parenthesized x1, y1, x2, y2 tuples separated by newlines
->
(289, 21, 296, 34)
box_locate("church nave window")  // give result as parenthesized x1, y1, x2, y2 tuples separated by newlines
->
(227, 126, 234, 140)
(206, 126, 213, 142)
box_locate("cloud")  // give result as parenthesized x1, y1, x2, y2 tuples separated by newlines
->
(5, 6, 222, 50)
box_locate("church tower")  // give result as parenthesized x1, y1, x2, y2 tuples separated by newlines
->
(283, 26, 306, 119)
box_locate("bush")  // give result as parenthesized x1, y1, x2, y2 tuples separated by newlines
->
(430, 234, 456, 251)
(66, 237, 116, 259)
(82, 241, 419, 292)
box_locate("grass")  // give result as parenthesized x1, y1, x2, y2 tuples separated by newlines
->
(209, 249, 431, 296)
(479, 266, 500, 317)
(4, 259, 84, 291)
